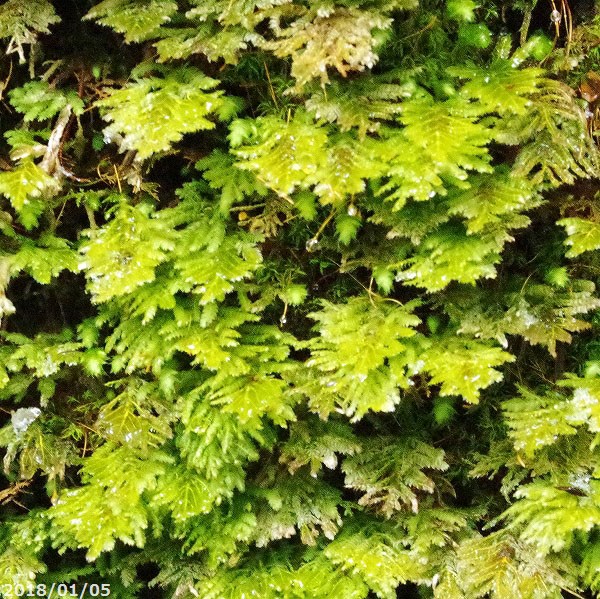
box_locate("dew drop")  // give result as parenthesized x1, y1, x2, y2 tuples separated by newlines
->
(550, 9, 561, 23)
(347, 204, 357, 217)
(305, 237, 320, 252)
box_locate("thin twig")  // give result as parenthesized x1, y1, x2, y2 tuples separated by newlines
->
(264, 61, 279, 109)
(40, 104, 72, 175)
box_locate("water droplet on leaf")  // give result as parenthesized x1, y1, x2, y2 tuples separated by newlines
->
(305, 238, 320, 252)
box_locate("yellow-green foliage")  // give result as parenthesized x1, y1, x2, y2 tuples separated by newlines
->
(1, 0, 600, 597)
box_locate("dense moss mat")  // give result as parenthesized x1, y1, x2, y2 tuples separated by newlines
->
(1, 0, 600, 597)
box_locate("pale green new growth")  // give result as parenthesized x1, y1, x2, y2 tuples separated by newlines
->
(85, 0, 178, 43)
(96, 67, 230, 159)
